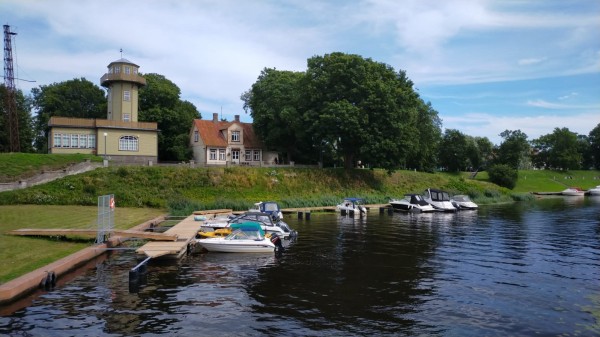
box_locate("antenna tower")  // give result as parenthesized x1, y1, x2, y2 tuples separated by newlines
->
(3, 24, 19, 152)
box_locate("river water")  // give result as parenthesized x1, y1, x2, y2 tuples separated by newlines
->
(1, 197, 599, 336)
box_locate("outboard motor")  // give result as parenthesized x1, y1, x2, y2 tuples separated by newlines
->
(270, 233, 284, 252)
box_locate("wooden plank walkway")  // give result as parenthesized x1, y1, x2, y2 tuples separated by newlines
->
(135, 214, 202, 259)
(8, 228, 178, 241)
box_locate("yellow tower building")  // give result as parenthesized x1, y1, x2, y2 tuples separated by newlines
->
(100, 58, 146, 122)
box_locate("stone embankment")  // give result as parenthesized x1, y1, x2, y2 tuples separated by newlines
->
(0, 160, 102, 192)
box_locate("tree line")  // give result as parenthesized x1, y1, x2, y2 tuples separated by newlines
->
(1, 52, 599, 176)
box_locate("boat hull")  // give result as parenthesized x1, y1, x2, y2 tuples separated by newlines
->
(197, 239, 275, 253)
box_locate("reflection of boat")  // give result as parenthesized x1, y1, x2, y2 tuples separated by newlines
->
(249, 201, 284, 220)
(336, 197, 367, 217)
(562, 187, 585, 196)
(196, 222, 283, 253)
(422, 188, 457, 212)
(389, 194, 435, 212)
(587, 185, 600, 196)
(450, 195, 478, 210)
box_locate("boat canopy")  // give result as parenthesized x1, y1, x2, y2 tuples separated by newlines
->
(229, 222, 265, 235)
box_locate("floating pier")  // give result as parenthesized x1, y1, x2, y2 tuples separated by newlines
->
(135, 214, 202, 259)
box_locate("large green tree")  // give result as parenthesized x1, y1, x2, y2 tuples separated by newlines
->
(302, 53, 426, 170)
(496, 129, 530, 170)
(241, 68, 306, 163)
(438, 129, 471, 172)
(0, 85, 34, 153)
(531, 127, 582, 170)
(588, 123, 600, 169)
(31, 78, 106, 152)
(139, 73, 200, 161)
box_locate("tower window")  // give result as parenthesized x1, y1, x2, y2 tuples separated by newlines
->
(123, 113, 131, 122)
(123, 91, 131, 101)
(114, 66, 120, 74)
(125, 66, 131, 74)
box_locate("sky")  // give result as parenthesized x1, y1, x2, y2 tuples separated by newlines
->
(2, 0, 599, 145)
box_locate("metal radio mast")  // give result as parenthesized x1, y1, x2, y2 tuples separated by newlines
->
(3, 24, 19, 152)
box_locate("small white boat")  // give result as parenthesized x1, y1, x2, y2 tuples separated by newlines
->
(389, 194, 435, 212)
(249, 201, 284, 220)
(450, 195, 478, 210)
(587, 185, 600, 196)
(336, 197, 367, 217)
(196, 222, 283, 253)
(200, 211, 297, 240)
(562, 187, 585, 196)
(422, 188, 457, 212)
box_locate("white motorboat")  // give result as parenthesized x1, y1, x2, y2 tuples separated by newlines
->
(562, 187, 585, 196)
(450, 194, 478, 210)
(200, 211, 297, 239)
(249, 201, 284, 220)
(389, 194, 435, 212)
(336, 197, 367, 217)
(422, 188, 457, 212)
(196, 222, 283, 253)
(587, 185, 600, 196)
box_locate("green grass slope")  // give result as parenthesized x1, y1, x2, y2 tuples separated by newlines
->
(0, 153, 102, 183)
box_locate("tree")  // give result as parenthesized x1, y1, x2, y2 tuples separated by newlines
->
(438, 129, 471, 172)
(588, 123, 600, 169)
(0, 85, 34, 153)
(302, 53, 423, 170)
(496, 129, 530, 169)
(31, 78, 106, 152)
(474, 136, 494, 170)
(241, 68, 306, 163)
(406, 100, 442, 172)
(139, 73, 200, 161)
(488, 164, 518, 189)
(531, 127, 581, 170)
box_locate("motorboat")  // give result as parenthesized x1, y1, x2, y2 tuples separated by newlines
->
(422, 188, 457, 212)
(336, 197, 367, 217)
(196, 222, 283, 253)
(562, 187, 585, 196)
(200, 211, 297, 239)
(450, 194, 478, 210)
(588, 185, 600, 196)
(389, 194, 435, 212)
(249, 201, 284, 220)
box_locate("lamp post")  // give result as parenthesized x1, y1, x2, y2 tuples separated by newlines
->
(103, 132, 107, 160)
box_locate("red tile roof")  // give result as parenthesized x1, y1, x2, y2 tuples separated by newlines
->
(193, 119, 263, 148)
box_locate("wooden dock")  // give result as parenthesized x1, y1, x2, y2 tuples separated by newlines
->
(8, 228, 178, 241)
(135, 214, 202, 259)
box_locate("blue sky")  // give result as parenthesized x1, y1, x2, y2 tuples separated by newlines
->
(2, 0, 599, 144)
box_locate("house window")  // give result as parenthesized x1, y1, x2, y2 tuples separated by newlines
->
(53, 133, 61, 147)
(231, 131, 240, 142)
(245, 150, 251, 161)
(123, 91, 131, 101)
(62, 134, 70, 148)
(123, 113, 131, 122)
(254, 150, 260, 161)
(209, 149, 217, 160)
(88, 134, 96, 148)
(194, 131, 199, 142)
(219, 149, 226, 161)
(119, 136, 138, 151)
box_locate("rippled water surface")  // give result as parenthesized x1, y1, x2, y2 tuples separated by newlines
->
(1, 197, 600, 336)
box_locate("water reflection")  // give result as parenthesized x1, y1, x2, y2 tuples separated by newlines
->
(1, 199, 599, 337)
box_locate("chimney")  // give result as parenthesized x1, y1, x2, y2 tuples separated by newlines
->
(212, 113, 218, 123)
(234, 115, 240, 122)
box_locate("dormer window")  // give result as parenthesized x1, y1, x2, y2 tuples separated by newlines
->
(231, 131, 240, 142)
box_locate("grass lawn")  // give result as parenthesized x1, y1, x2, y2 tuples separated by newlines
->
(473, 170, 600, 193)
(0, 205, 165, 283)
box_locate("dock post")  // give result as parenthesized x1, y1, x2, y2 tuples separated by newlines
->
(305, 211, 311, 220)
(387, 207, 393, 215)
(379, 207, 384, 214)
(297, 211, 303, 219)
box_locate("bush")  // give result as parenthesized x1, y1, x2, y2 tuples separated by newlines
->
(488, 164, 518, 189)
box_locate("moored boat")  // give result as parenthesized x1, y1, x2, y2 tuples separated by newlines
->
(422, 188, 457, 212)
(200, 211, 297, 239)
(249, 201, 284, 220)
(562, 187, 585, 196)
(196, 222, 283, 253)
(450, 194, 478, 210)
(587, 185, 600, 196)
(336, 197, 367, 217)
(389, 194, 435, 212)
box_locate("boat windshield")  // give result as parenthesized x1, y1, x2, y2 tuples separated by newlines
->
(226, 229, 263, 240)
